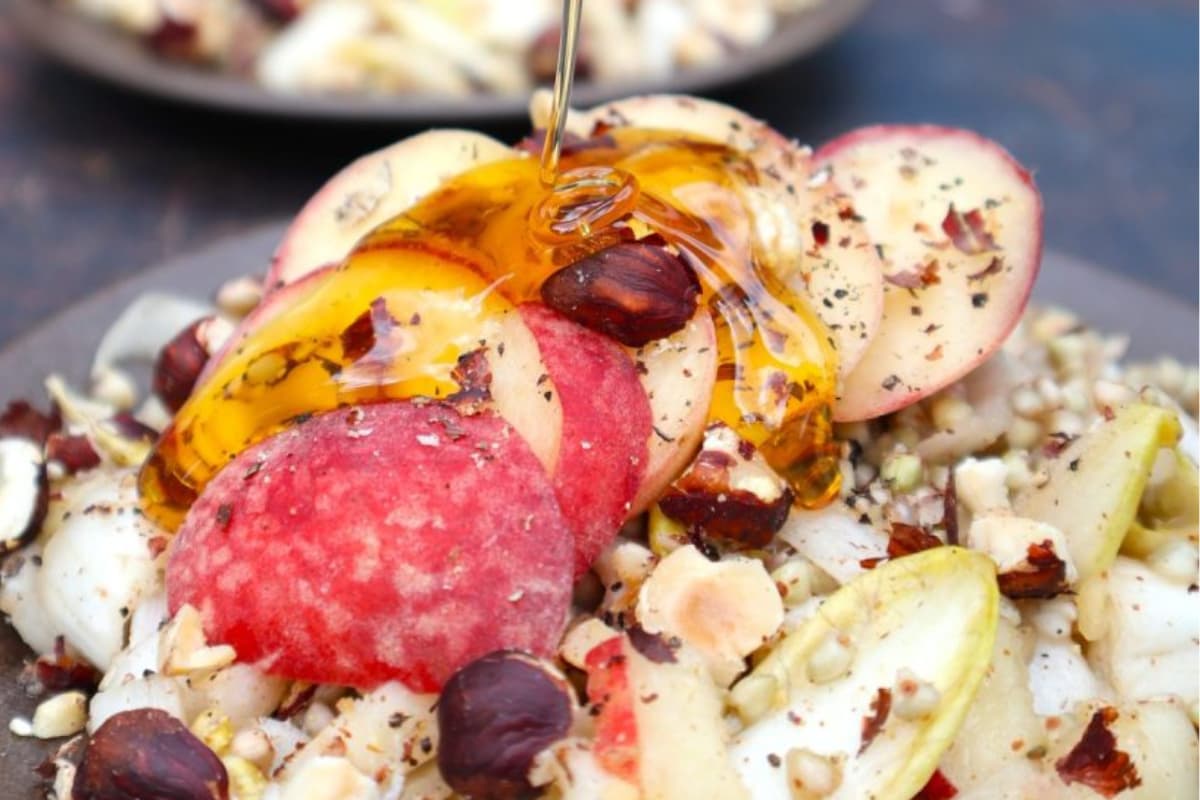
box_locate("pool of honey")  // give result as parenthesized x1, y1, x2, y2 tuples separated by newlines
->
(140, 129, 841, 530)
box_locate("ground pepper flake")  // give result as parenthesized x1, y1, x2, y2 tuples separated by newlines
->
(858, 687, 893, 754)
(968, 256, 1004, 281)
(943, 472, 959, 545)
(942, 205, 997, 254)
(1054, 707, 1141, 797)
(811, 221, 831, 246)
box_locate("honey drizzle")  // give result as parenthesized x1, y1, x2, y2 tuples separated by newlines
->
(139, 5, 841, 529)
(140, 132, 841, 529)
(538, 0, 583, 186)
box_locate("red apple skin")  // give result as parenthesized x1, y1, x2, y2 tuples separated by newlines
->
(584, 636, 641, 784)
(815, 125, 1043, 421)
(520, 304, 651, 578)
(166, 401, 574, 693)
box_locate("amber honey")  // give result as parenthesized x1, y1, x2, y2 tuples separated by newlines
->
(140, 129, 842, 529)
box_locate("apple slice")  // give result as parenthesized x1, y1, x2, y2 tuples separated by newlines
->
(815, 125, 1043, 421)
(157, 242, 576, 519)
(166, 401, 574, 693)
(520, 304, 650, 576)
(730, 547, 999, 800)
(1085, 557, 1199, 712)
(267, 130, 514, 288)
(938, 618, 1046, 794)
(197, 264, 335, 387)
(584, 633, 751, 799)
(199, 263, 563, 475)
(627, 310, 717, 516)
(564, 95, 885, 379)
(1013, 403, 1181, 582)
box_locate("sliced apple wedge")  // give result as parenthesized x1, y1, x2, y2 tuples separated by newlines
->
(584, 634, 751, 799)
(565, 95, 885, 380)
(627, 310, 717, 516)
(729, 547, 999, 800)
(267, 130, 513, 288)
(938, 618, 1046, 793)
(487, 308, 564, 474)
(197, 264, 335, 387)
(1086, 557, 1199, 711)
(1013, 403, 1181, 582)
(816, 125, 1043, 421)
(191, 265, 564, 479)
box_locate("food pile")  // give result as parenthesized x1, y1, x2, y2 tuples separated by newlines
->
(63, 0, 819, 95)
(0, 95, 1197, 800)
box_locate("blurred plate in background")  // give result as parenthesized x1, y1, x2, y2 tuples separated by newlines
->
(9, 0, 873, 123)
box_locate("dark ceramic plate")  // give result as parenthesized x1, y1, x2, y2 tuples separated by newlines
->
(0, 225, 1196, 797)
(9, 0, 873, 122)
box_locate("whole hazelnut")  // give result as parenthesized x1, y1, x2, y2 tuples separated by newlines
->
(73, 708, 229, 799)
(541, 239, 700, 347)
(437, 650, 573, 800)
(153, 319, 212, 413)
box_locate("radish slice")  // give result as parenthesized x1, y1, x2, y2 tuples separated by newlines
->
(816, 125, 1043, 421)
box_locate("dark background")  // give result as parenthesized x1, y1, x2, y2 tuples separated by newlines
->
(0, 0, 1195, 349)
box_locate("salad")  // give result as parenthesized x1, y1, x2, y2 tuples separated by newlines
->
(0, 94, 1196, 800)
(60, 0, 822, 95)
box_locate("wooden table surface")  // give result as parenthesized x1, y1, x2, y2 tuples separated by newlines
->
(0, 0, 1195, 349)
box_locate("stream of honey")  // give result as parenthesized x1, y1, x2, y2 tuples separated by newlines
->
(139, 5, 841, 530)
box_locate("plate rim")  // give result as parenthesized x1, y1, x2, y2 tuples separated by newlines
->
(8, 0, 874, 122)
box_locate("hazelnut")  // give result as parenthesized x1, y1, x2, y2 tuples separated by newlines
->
(73, 708, 229, 799)
(153, 319, 213, 413)
(0, 437, 48, 553)
(0, 399, 61, 444)
(540, 239, 700, 347)
(659, 424, 793, 548)
(46, 433, 101, 475)
(437, 650, 574, 800)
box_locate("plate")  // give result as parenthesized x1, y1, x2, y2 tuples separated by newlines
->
(0, 224, 1196, 796)
(9, 0, 874, 123)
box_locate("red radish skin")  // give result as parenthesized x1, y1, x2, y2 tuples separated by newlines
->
(520, 304, 651, 577)
(816, 125, 1043, 421)
(166, 402, 573, 692)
